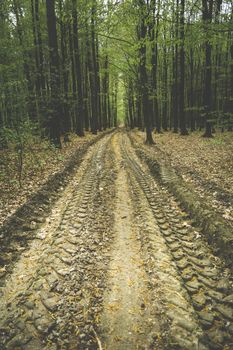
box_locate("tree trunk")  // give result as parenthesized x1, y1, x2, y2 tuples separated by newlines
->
(89, 0, 98, 134)
(59, 0, 71, 137)
(72, 0, 84, 136)
(102, 55, 109, 130)
(83, 48, 90, 131)
(162, 44, 168, 131)
(96, 36, 102, 131)
(138, 0, 154, 144)
(13, 0, 36, 122)
(148, 0, 161, 133)
(86, 26, 98, 134)
(190, 46, 195, 131)
(46, 0, 61, 147)
(229, 4, 233, 131)
(69, 22, 76, 131)
(179, 0, 189, 135)
(202, 0, 214, 138)
(173, 0, 179, 133)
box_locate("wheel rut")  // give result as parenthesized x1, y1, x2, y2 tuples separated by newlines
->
(100, 135, 155, 349)
(0, 130, 232, 350)
(119, 131, 233, 349)
(0, 133, 116, 350)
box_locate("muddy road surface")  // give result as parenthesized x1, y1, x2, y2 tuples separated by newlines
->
(0, 130, 232, 350)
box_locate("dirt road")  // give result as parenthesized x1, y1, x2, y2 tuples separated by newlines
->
(0, 130, 232, 350)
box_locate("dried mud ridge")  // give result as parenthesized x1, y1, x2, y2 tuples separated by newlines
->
(0, 130, 233, 350)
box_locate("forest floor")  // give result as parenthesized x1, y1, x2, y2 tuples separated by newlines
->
(0, 130, 233, 350)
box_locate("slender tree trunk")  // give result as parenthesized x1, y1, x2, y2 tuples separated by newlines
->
(114, 80, 118, 127)
(102, 55, 108, 130)
(87, 26, 98, 133)
(46, 0, 61, 147)
(229, 5, 233, 130)
(179, 0, 189, 135)
(72, 0, 84, 136)
(202, 0, 214, 137)
(190, 46, 195, 131)
(35, 0, 45, 93)
(31, 0, 40, 94)
(13, 0, 36, 122)
(173, 0, 179, 133)
(128, 80, 134, 128)
(138, 0, 154, 144)
(96, 36, 102, 131)
(69, 22, 76, 130)
(90, 0, 98, 134)
(148, 0, 161, 133)
(59, 0, 70, 138)
(83, 47, 90, 131)
(162, 44, 168, 131)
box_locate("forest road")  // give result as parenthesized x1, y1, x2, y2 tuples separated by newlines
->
(0, 130, 233, 350)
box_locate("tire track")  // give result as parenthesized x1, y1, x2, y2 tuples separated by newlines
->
(120, 132, 233, 350)
(0, 133, 116, 350)
(128, 132, 233, 268)
(1, 130, 232, 350)
(100, 134, 156, 350)
(0, 131, 114, 285)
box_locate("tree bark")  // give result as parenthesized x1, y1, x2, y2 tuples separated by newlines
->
(138, 0, 154, 144)
(202, 0, 214, 138)
(179, 0, 189, 135)
(102, 55, 109, 130)
(72, 0, 84, 136)
(46, 0, 61, 147)
(13, 0, 36, 122)
(173, 0, 179, 133)
(59, 0, 71, 137)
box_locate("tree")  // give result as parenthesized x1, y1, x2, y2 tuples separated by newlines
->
(58, 0, 71, 139)
(148, 0, 161, 133)
(137, 0, 154, 144)
(72, 0, 84, 137)
(0, 0, 232, 143)
(46, 0, 61, 147)
(202, 0, 214, 137)
(179, 0, 189, 135)
(172, 0, 179, 133)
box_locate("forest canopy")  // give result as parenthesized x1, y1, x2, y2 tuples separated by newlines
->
(0, 0, 232, 146)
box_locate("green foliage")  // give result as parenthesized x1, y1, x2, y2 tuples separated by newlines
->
(57, 154, 65, 161)
(209, 137, 226, 146)
(0, 120, 43, 187)
(0, 0, 232, 135)
(0, 120, 40, 149)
